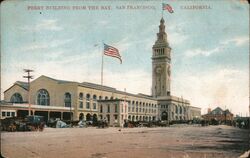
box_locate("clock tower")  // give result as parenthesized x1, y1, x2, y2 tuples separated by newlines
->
(152, 18, 171, 97)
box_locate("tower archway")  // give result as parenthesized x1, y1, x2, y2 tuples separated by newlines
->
(161, 111, 168, 120)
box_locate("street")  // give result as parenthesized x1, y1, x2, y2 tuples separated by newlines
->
(1, 125, 249, 158)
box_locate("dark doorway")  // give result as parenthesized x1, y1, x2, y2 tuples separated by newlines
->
(106, 114, 110, 122)
(93, 114, 97, 123)
(161, 111, 168, 120)
(79, 113, 84, 121)
(50, 112, 61, 119)
(35, 111, 49, 121)
(86, 113, 92, 121)
(17, 110, 29, 118)
(63, 112, 73, 120)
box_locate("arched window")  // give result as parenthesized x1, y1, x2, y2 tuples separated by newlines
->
(37, 89, 50, 106)
(86, 94, 90, 109)
(99, 96, 102, 100)
(105, 96, 108, 100)
(93, 95, 97, 109)
(107, 104, 110, 113)
(79, 93, 83, 100)
(64, 92, 71, 107)
(79, 93, 83, 108)
(100, 105, 103, 113)
(115, 104, 118, 113)
(10, 93, 23, 103)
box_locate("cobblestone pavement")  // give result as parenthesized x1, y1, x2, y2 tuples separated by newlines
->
(1, 125, 249, 158)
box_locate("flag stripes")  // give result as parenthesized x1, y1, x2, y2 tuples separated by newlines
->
(162, 3, 174, 13)
(104, 43, 122, 64)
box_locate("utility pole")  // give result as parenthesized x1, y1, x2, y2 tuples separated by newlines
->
(23, 69, 34, 116)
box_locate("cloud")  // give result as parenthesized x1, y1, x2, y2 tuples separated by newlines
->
(20, 19, 63, 32)
(172, 68, 248, 115)
(221, 36, 249, 46)
(167, 22, 188, 46)
(185, 47, 221, 57)
(98, 20, 109, 26)
(103, 69, 151, 95)
(113, 37, 132, 52)
(185, 36, 249, 58)
(20, 39, 73, 52)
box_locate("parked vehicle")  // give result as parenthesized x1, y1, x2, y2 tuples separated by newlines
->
(0, 115, 45, 132)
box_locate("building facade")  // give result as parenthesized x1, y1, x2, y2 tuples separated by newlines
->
(1, 18, 201, 125)
(202, 107, 233, 123)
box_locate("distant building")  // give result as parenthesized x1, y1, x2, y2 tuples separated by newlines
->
(202, 107, 233, 122)
(1, 18, 201, 126)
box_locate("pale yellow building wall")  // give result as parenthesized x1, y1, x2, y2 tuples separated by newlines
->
(4, 85, 28, 102)
(29, 76, 78, 108)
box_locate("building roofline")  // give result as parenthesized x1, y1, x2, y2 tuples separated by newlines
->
(34, 75, 158, 101)
(4, 81, 28, 93)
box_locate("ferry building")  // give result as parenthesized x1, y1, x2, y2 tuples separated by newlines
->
(1, 18, 201, 126)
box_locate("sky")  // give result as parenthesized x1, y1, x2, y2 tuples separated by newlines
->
(1, 0, 249, 115)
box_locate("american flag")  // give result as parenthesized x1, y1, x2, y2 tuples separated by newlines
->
(162, 3, 174, 13)
(104, 43, 122, 64)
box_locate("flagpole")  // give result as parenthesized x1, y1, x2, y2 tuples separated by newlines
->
(161, 0, 163, 18)
(101, 42, 104, 86)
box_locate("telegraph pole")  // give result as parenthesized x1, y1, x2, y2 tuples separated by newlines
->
(23, 69, 34, 116)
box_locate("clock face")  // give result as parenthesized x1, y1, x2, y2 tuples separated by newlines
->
(156, 67, 162, 74)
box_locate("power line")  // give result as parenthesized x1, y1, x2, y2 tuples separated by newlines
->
(23, 69, 34, 116)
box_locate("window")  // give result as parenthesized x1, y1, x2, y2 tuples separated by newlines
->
(106, 114, 110, 122)
(99, 96, 102, 100)
(107, 105, 110, 113)
(86, 94, 90, 109)
(11, 112, 15, 117)
(7, 112, 10, 117)
(93, 95, 97, 109)
(100, 105, 103, 113)
(2, 112, 6, 117)
(93, 95, 97, 101)
(79, 101, 83, 108)
(10, 93, 23, 103)
(64, 92, 71, 107)
(78, 92, 83, 109)
(79, 93, 83, 100)
(37, 89, 50, 106)
(105, 96, 109, 100)
(115, 104, 118, 113)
